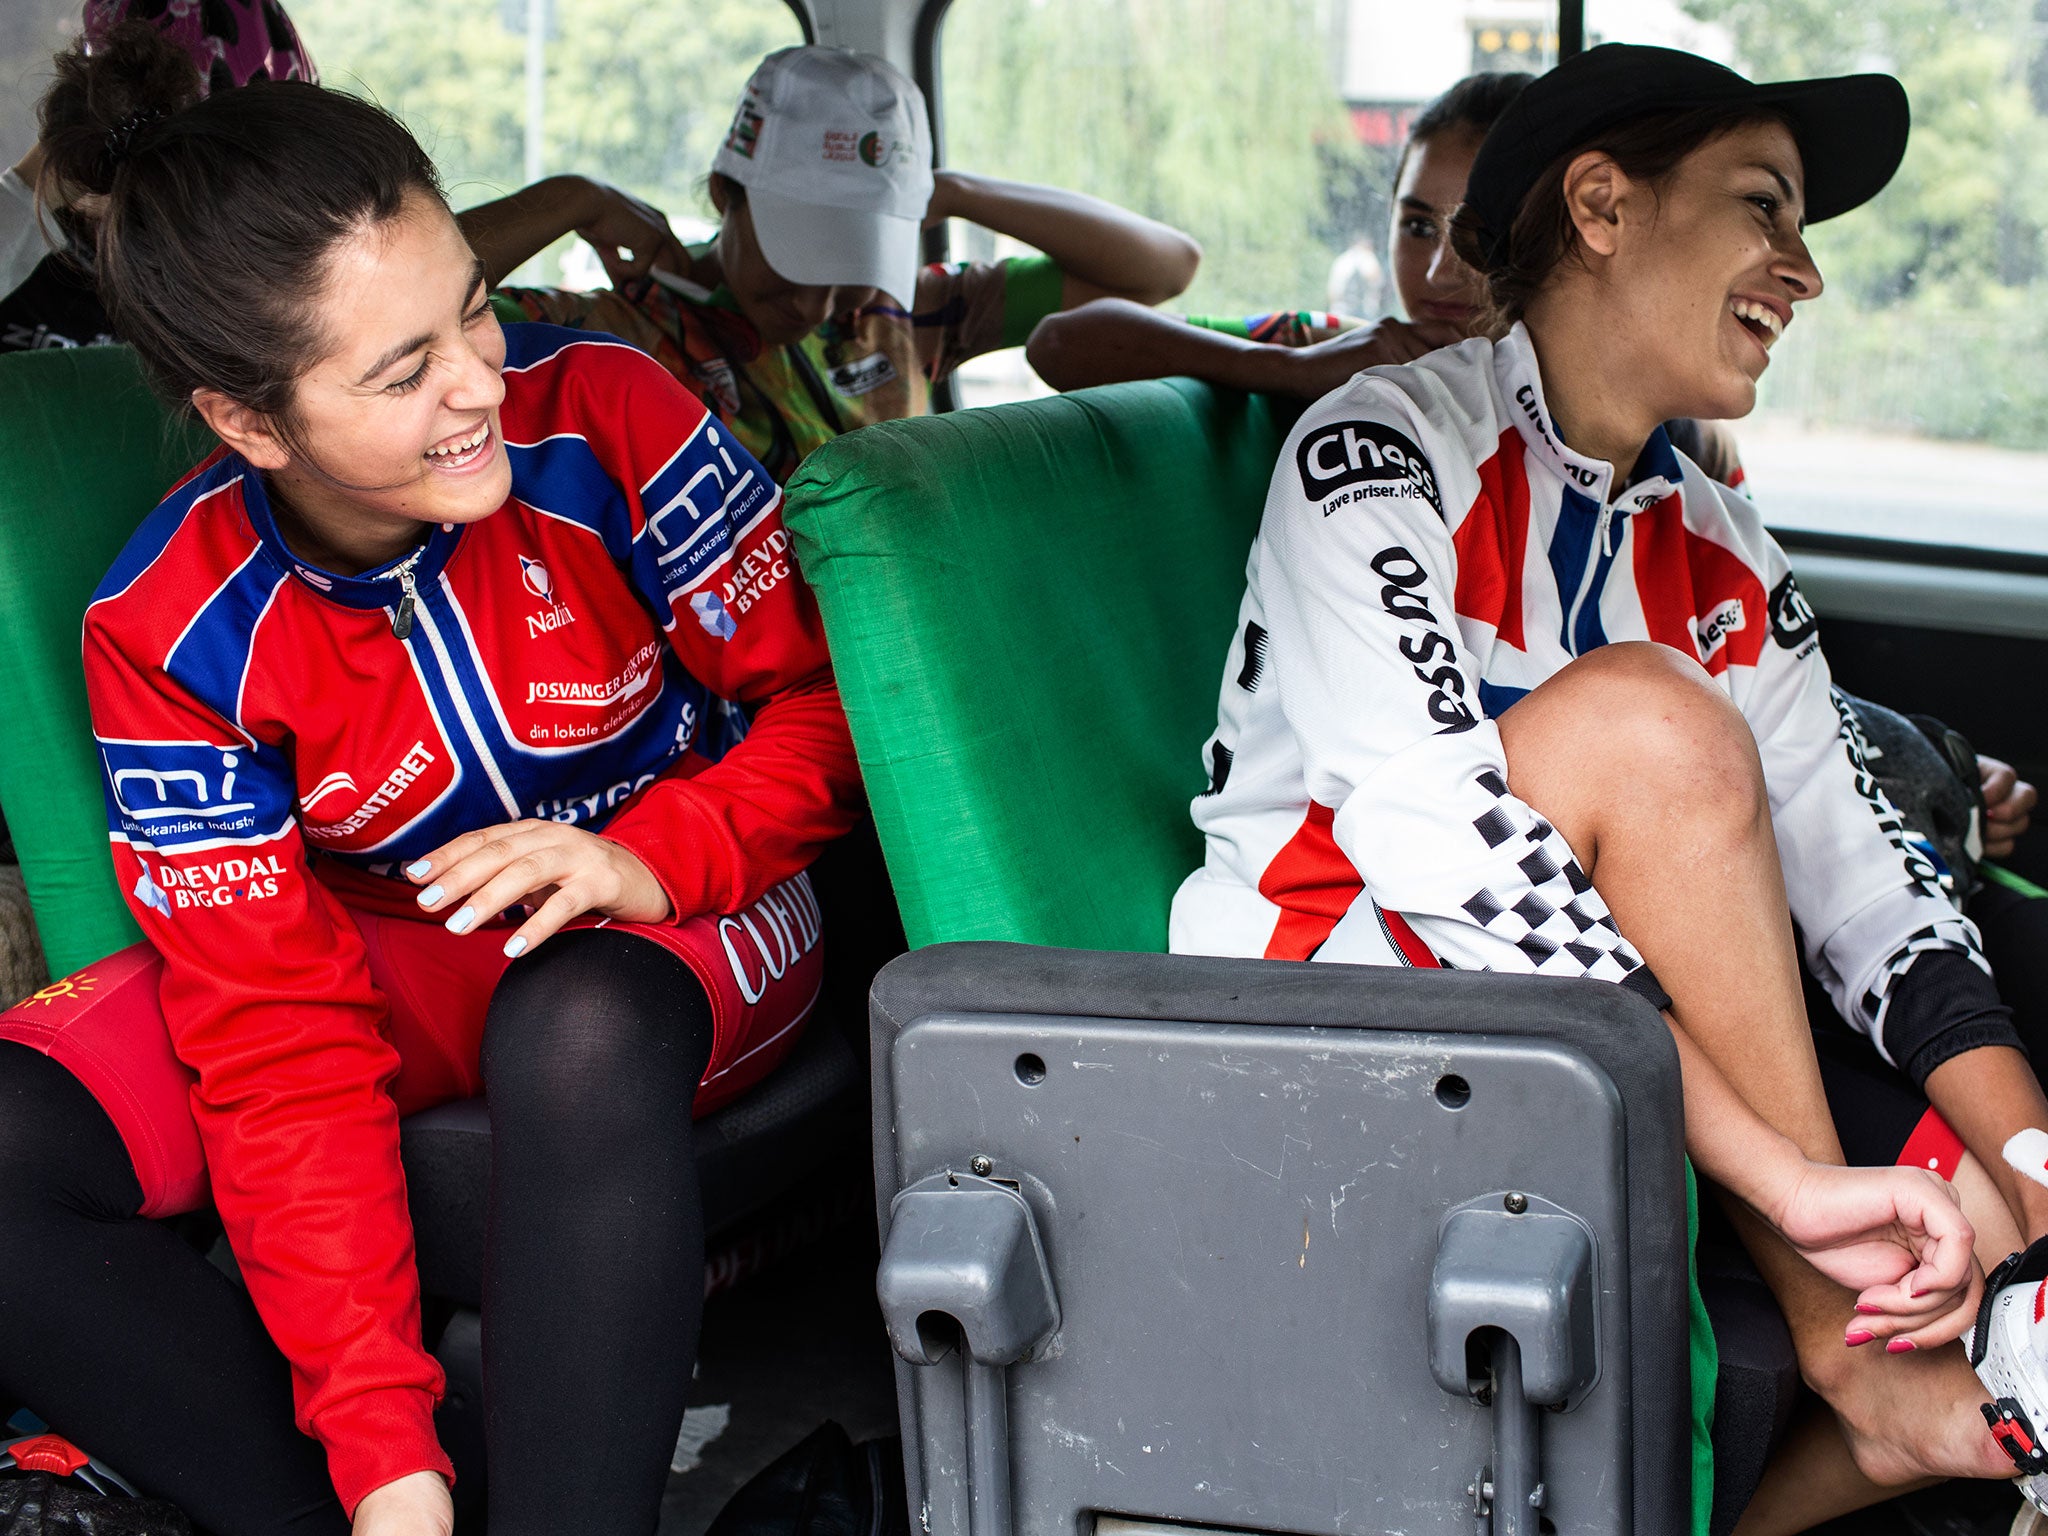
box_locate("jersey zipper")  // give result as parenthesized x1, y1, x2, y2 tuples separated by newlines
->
(406, 583, 524, 821)
(1562, 503, 1614, 655)
(389, 545, 425, 638)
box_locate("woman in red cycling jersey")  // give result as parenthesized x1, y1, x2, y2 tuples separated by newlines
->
(0, 23, 861, 1536)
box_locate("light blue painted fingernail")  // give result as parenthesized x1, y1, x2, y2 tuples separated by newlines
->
(417, 884, 443, 907)
(406, 859, 432, 879)
(503, 936, 527, 959)
(448, 906, 476, 934)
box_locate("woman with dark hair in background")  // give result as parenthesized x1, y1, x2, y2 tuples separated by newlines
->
(0, 21, 862, 1535)
(1028, 70, 1532, 398)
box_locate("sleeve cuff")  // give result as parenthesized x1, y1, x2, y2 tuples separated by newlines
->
(1620, 964, 1672, 1012)
(1886, 948, 2024, 1087)
(317, 1386, 454, 1519)
(605, 826, 712, 926)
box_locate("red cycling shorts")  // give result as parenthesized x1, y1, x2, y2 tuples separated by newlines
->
(0, 871, 824, 1218)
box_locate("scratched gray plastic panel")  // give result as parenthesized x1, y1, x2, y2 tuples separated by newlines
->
(886, 1012, 1632, 1536)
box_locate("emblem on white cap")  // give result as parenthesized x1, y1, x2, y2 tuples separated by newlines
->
(710, 46, 936, 307)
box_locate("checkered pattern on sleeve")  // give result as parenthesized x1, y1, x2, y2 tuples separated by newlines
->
(1863, 916, 1992, 1024)
(1829, 688, 1996, 1030)
(1456, 769, 1651, 984)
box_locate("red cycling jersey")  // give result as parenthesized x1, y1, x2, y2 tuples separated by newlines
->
(75, 323, 861, 1507)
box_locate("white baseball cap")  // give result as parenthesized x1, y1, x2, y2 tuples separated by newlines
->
(710, 47, 936, 307)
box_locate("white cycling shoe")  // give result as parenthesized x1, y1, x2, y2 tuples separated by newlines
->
(1971, 1236, 2048, 1517)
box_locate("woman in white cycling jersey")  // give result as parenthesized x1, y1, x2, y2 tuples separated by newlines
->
(1171, 43, 2048, 1533)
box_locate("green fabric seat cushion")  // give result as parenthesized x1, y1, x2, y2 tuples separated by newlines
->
(783, 378, 1296, 953)
(0, 346, 214, 976)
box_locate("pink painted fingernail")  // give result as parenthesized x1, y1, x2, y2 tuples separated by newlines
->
(1845, 1329, 1875, 1347)
(1854, 1303, 1884, 1316)
(1886, 1338, 1917, 1354)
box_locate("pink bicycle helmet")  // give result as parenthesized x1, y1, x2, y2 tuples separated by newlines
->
(83, 0, 318, 96)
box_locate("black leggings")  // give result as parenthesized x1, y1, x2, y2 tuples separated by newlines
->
(0, 929, 715, 1536)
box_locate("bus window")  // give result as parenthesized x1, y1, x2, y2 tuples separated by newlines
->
(284, 0, 807, 286)
(1583, 0, 2048, 557)
(2, 4, 82, 160)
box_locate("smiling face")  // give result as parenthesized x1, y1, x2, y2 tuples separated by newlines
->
(229, 189, 511, 570)
(1390, 126, 1489, 338)
(1579, 117, 1822, 423)
(712, 185, 877, 349)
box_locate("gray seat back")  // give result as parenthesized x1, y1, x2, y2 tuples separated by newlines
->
(871, 943, 1690, 1536)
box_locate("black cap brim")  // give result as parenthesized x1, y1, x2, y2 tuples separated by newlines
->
(1747, 73, 1909, 226)
(1464, 45, 1910, 271)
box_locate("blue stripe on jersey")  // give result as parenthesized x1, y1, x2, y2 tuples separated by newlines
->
(507, 435, 632, 560)
(417, 580, 532, 781)
(1633, 423, 1683, 487)
(92, 457, 246, 607)
(1478, 681, 1530, 719)
(163, 555, 284, 729)
(499, 320, 593, 374)
(397, 585, 516, 819)
(1546, 486, 1598, 653)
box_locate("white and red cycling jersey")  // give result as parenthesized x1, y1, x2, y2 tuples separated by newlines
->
(1171, 324, 1997, 1073)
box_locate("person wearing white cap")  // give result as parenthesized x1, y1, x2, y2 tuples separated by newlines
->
(472, 45, 1200, 482)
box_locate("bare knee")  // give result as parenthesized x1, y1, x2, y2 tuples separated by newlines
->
(1503, 641, 1763, 809)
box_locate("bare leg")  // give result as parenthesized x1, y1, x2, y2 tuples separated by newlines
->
(1496, 643, 2009, 1486)
(1731, 1154, 2017, 1534)
(1732, 1400, 1933, 1536)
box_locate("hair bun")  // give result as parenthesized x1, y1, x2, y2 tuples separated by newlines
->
(103, 105, 169, 167)
(38, 19, 202, 199)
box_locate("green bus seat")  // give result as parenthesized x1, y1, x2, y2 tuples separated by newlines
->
(0, 347, 213, 977)
(782, 378, 1294, 952)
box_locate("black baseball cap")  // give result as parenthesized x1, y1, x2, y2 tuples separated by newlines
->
(1463, 44, 1909, 271)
